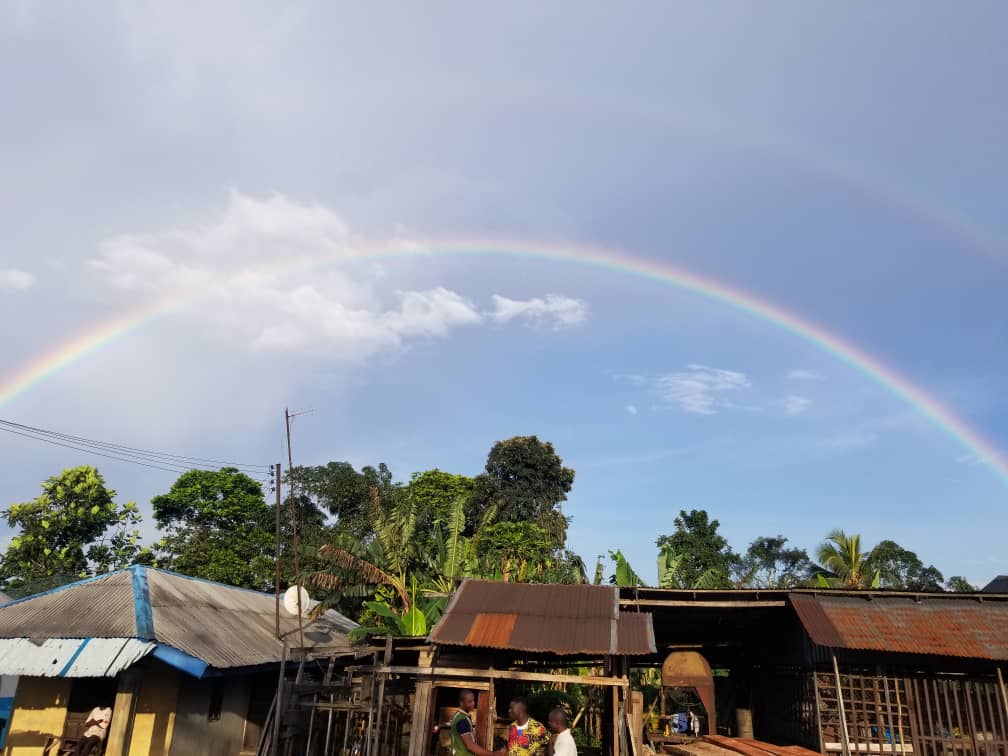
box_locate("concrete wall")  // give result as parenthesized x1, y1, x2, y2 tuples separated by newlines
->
(2, 677, 70, 756)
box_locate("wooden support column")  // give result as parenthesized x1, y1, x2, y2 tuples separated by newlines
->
(105, 668, 142, 756)
(408, 648, 435, 755)
(832, 653, 851, 756)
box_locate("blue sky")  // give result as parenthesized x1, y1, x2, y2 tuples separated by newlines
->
(1, 2, 1005, 586)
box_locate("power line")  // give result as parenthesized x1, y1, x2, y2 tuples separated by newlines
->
(0, 418, 268, 472)
(0, 425, 199, 474)
(0, 419, 270, 477)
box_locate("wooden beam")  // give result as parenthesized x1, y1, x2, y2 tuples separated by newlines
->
(620, 599, 786, 608)
(380, 665, 628, 687)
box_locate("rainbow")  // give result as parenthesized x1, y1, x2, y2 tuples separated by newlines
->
(1, 237, 1005, 483)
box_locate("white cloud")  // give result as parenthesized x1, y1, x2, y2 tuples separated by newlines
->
(0, 268, 36, 290)
(626, 404, 638, 415)
(655, 364, 751, 415)
(87, 191, 573, 360)
(787, 369, 824, 381)
(489, 294, 587, 329)
(781, 395, 813, 416)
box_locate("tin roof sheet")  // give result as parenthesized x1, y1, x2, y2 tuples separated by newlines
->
(0, 637, 154, 677)
(0, 567, 357, 673)
(790, 593, 1008, 660)
(429, 580, 655, 655)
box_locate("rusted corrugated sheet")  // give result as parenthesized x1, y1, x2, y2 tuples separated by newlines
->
(429, 580, 654, 655)
(0, 637, 154, 677)
(617, 612, 657, 654)
(0, 572, 136, 638)
(790, 593, 1008, 660)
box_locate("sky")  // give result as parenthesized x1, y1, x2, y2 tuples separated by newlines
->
(1, 2, 1006, 586)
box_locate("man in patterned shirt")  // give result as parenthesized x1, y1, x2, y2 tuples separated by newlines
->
(505, 697, 550, 755)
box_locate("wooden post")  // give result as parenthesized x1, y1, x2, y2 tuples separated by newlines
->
(104, 669, 142, 756)
(997, 667, 1008, 736)
(271, 640, 288, 756)
(832, 653, 851, 756)
(369, 636, 393, 756)
(812, 671, 826, 755)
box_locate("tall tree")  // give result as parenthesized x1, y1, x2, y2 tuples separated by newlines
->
(815, 530, 879, 589)
(737, 535, 812, 588)
(867, 540, 944, 591)
(472, 436, 574, 543)
(655, 510, 737, 588)
(405, 469, 475, 555)
(152, 467, 274, 590)
(290, 461, 381, 538)
(0, 466, 147, 596)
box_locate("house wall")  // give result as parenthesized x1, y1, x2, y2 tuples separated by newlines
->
(0, 676, 18, 748)
(167, 676, 252, 756)
(126, 665, 180, 756)
(2, 677, 70, 756)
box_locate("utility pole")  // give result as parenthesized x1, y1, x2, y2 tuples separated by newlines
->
(274, 462, 282, 639)
(285, 408, 304, 651)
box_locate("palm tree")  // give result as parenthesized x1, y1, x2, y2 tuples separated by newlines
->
(815, 530, 879, 589)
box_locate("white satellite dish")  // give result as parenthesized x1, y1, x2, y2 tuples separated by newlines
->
(283, 585, 319, 618)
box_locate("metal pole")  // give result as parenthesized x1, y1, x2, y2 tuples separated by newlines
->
(275, 462, 282, 639)
(286, 408, 304, 650)
(833, 652, 851, 756)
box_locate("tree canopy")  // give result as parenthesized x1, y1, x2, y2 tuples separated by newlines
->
(152, 467, 274, 590)
(0, 465, 146, 597)
(655, 509, 737, 588)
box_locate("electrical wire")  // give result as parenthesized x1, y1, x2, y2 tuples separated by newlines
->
(0, 418, 268, 472)
(0, 418, 271, 476)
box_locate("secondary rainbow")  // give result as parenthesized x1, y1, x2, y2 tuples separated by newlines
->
(2, 237, 1005, 484)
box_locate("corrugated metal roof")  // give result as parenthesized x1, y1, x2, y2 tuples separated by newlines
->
(428, 580, 655, 655)
(0, 637, 153, 677)
(147, 569, 355, 669)
(790, 593, 1008, 660)
(0, 572, 137, 638)
(0, 567, 357, 674)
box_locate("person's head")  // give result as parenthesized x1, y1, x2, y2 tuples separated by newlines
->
(458, 689, 476, 713)
(509, 696, 529, 723)
(548, 707, 568, 734)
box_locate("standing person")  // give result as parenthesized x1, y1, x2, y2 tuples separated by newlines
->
(506, 697, 549, 755)
(548, 708, 577, 756)
(72, 704, 112, 756)
(449, 689, 503, 756)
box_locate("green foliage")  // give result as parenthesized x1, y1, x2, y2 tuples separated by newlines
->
(737, 535, 812, 588)
(480, 521, 553, 582)
(0, 466, 145, 596)
(152, 467, 274, 590)
(814, 530, 880, 589)
(867, 539, 944, 591)
(945, 575, 975, 593)
(473, 436, 574, 543)
(610, 549, 646, 587)
(655, 510, 737, 588)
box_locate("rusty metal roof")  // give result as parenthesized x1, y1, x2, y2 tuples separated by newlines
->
(428, 580, 656, 655)
(790, 593, 1008, 660)
(0, 566, 357, 675)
